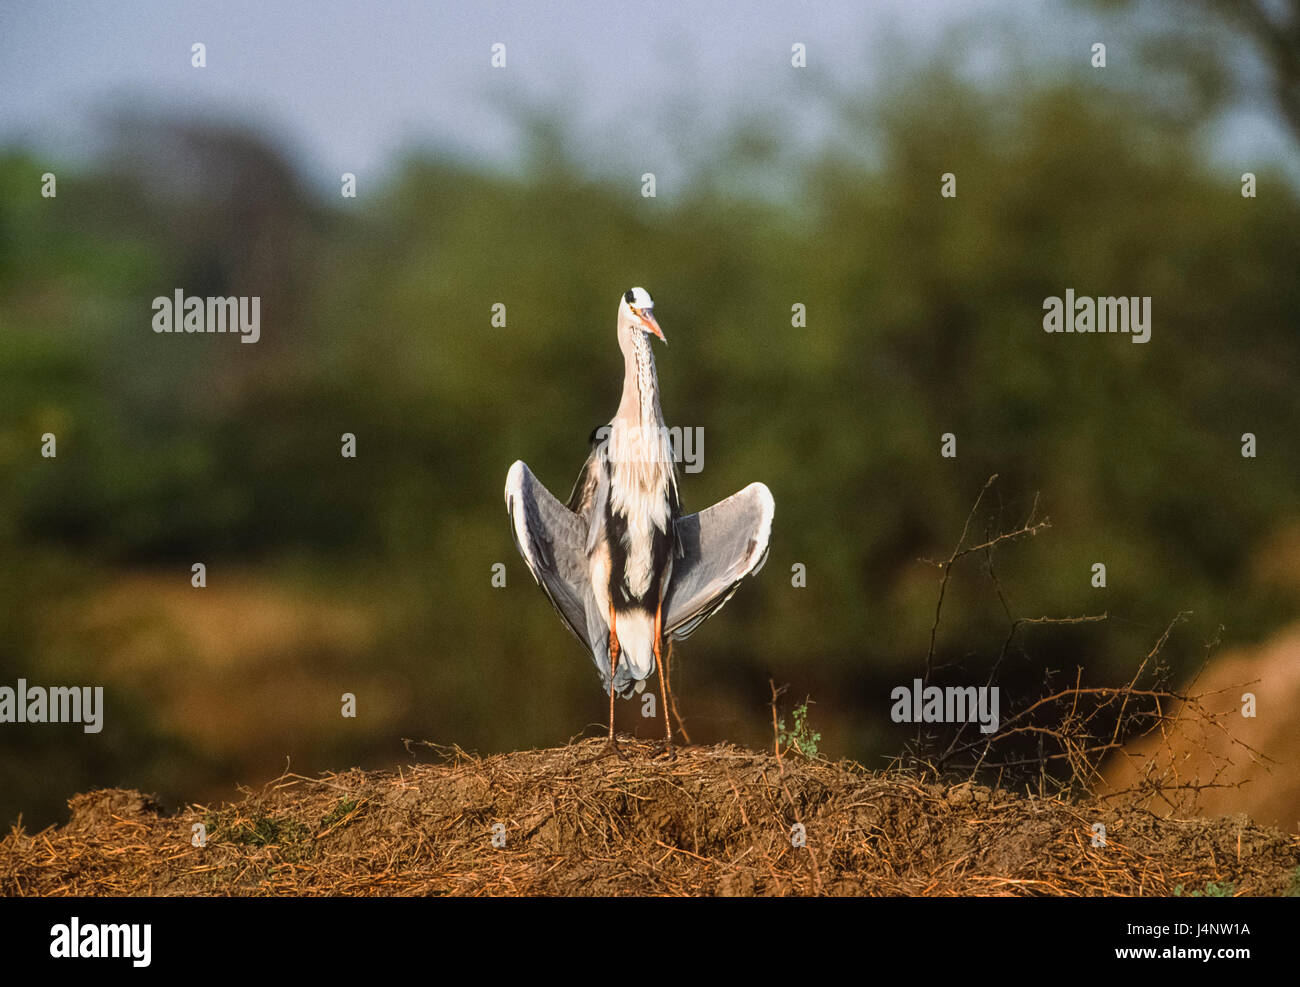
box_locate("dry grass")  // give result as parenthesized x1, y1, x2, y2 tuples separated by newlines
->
(2, 739, 1297, 896)
(5, 478, 1294, 897)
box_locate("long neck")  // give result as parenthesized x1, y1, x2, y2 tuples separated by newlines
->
(617, 331, 664, 428)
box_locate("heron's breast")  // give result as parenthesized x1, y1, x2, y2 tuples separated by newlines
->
(602, 496, 673, 607)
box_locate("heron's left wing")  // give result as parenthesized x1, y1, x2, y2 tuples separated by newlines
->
(663, 482, 774, 640)
(505, 460, 592, 647)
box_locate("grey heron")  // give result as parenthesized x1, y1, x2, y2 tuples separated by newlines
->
(505, 287, 774, 754)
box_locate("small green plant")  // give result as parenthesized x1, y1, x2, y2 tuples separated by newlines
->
(320, 797, 358, 829)
(1173, 880, 1236, 898)
(203, 808, 312, 859)
(1286, 866, 1300, 897)
(778, 700, 822, 758)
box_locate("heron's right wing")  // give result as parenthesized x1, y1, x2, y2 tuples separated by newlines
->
(505, 460, 592, 647)
(663, 482, 774, 640)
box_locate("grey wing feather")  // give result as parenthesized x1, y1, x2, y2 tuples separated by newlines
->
(664, 482, 774, 640)
(566, 428, 605, 515)
(561, 426, 611, 557)
(505, 461, 593, 648)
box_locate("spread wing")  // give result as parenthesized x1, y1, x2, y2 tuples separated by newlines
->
(663, 482, 774, 640)
(505, 460, 593, 648)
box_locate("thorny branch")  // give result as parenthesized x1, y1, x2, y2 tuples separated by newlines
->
(910, 475, 1266, 814)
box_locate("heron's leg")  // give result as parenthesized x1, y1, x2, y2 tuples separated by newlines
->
(607, 602, 620, 744)
(654, 602, 674, 757)
(607, 675, 616, 744)
(664, 640, 692, 745)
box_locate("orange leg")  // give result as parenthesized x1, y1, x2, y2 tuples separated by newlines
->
(654, 601, 674, 756)
(664, 639, 692, 745)
(607, 601, 620, 744)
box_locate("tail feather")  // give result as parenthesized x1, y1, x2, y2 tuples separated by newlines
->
(606, 609, 657, 699)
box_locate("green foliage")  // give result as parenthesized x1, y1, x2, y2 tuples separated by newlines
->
(204, 809, 312, 856)
(779, 702, 822, 759)
(320, 798, 359, 829)
(1173, 881, 1236, 898)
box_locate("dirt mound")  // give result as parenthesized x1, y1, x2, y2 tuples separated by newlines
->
(3, 740, 1298, 896)
(1100, 623, 1300, 834)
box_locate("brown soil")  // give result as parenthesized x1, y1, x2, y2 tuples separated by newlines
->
(3, 739, 1298, 896)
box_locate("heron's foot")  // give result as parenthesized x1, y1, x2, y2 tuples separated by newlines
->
(652, 739, 677, 761)
(607, 735, 630, 760)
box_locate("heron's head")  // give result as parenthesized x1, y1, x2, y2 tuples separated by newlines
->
(618, 287, 665, 345)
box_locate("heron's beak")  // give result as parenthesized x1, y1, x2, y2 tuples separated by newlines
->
(637, 309, 666, 344)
